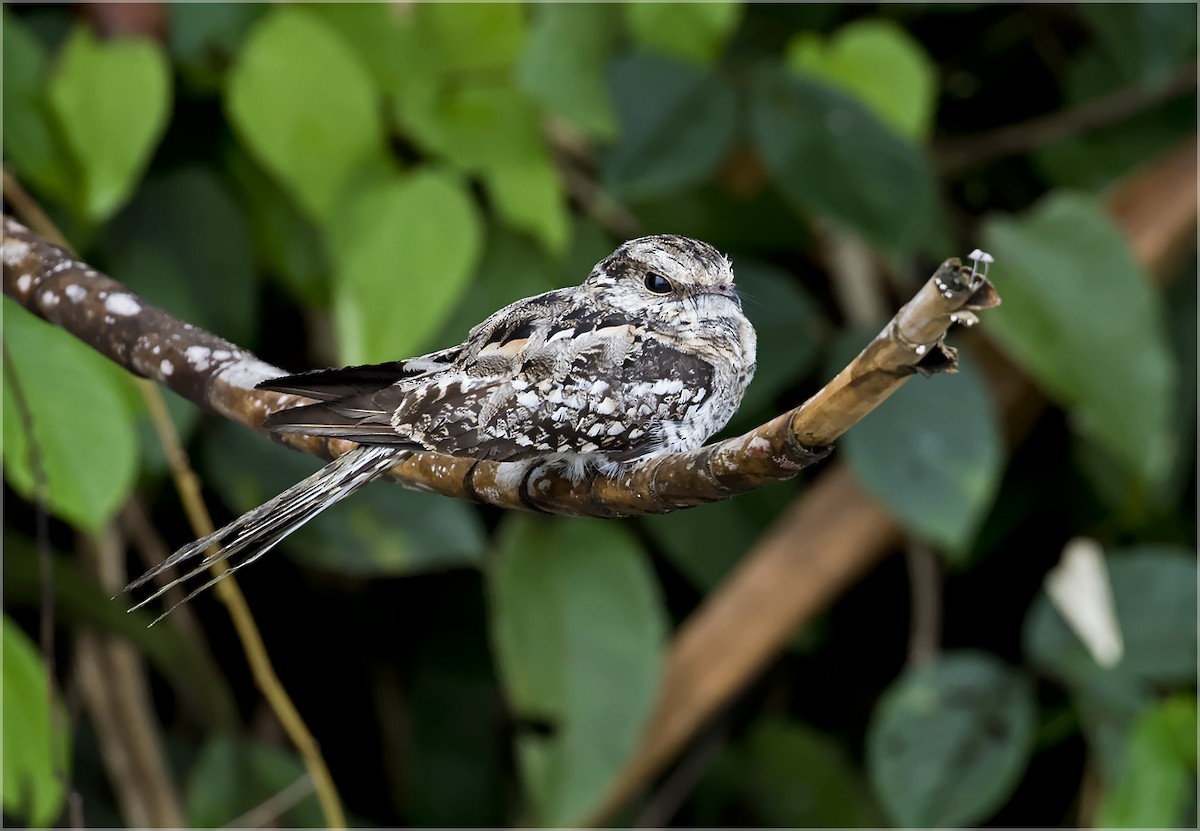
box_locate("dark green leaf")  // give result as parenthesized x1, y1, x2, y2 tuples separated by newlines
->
(226, 8, 383, 222)
(518, 4, 620, 139)
(841, 353, 1004, 558)
(47, 25, 171, 222)
(102, 166, 258, 344)
(185, 735, 323, 828)
(3, 299, 139, 531)
(786, 18, 937, 140)
(202, 421, 486, 576)
(489, 515, 666, 825)
(2, 615, 69, 827)
(749, 63, 935, 251)
(1024, 546, 1197, 690)
(868, 651, 1036, 827)
(2, 9, 77, 206)
(329, 167, 483, 363)
(604, 53, 737, 201)
(623, 3, 743, 65)
(699, 717, 882, 826)
(982, 193, 1176, 490)
(167, 3, 262, 92)
(1080, 4, 1197, 85)
(1097, 695, 1198, 828)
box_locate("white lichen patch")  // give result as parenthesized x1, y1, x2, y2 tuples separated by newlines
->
(160, 359, 174, 376)
(2, 238, 31, 266)
(216, 356, 282, 391)
(16, 273, 32, 293)
(185, 345, 212, 370)
(64, 284, 87, 303)
(747, 435, 772, 454)
(104, 293, 141, 316)
(41, 291, 60, 308)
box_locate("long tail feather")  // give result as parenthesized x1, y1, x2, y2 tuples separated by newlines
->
(125, 445, 403, 622)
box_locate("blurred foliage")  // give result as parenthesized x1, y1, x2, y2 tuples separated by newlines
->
(2, 3, 1195, 828)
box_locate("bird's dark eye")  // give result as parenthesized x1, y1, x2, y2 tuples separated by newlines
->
(643, 272, 672, 294)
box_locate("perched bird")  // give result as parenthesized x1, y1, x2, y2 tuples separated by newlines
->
(126, 235, 757, 619)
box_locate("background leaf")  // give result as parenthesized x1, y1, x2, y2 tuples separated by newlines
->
(47, 25, 170, 222)
(2, 300, 140, 531)
(185, 735, 323, 828)
(226, 8, 383, 222)
(983, 192, 1176, 491)
(604, 53, 737, 201)
(867, 651, 1037, 827)
(624, 2, 743, 65)
(2, 615, 69, 827)
(488, 516, 666, 825)
(330, 167, 483, 364)
(840, 353, 1004, 559)
(749, 63, 935, 251)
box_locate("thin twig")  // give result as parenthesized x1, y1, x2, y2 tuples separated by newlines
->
(904, 537, 942, 668)
(935, 62, 1198, 175)
(221, 773, 315, 829)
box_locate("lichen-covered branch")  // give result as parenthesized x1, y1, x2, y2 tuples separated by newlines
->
(2, 214, 998, 516)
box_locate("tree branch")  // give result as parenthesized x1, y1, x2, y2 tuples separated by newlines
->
(0, 213, 998, 516)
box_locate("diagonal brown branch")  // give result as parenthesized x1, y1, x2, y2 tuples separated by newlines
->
(0, 213, 997, 516)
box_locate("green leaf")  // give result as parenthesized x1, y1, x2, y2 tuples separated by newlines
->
(786, 18, 937, 140)
(309, 2, 435, 100)
(484, 152, 570, 255)
(330, 167, 483, 364)
(624, 2, 743, 65)
(47, 24, 171, 222)
(226, 8, 383, 222)
(982, 192, 1176, 490)
(518, 4, 620, 139)
(1080, 4, 1197, 85)
(416, 2, 527, 74)
(223, 144, 331, 306)
(2, 615, 69, 827)
(1024, 546, 1197, 690)
(749, 63, 934, 252)
(841, 353, 1004, 558)
(185, 735, 323, 828)
(2, 9, 78, 206)
(102, 166, 258, 344)
(3, 300, 139, 531)
(488, 515, 666, 825)
(202, 420, 486, 576)
(698, 717, 882, 826)
(867, 651, 1036, 827)
(604, 53, 737, 201)
(1097, 695, 1198, 828)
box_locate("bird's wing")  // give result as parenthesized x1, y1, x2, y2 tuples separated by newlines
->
(256, 346, 465, 402)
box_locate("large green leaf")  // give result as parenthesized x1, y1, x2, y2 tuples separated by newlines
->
(47, 24, 171, 222)
(604, 53, 737, 201)
(786, 18, 937, 140)
(102, 166, 257, 344)
(416, 2, 527, 74)
(624, 2, 743, 65)
(697, 717, 882, 826)
(2, 9, 77, 206)
(488, 515, 666, 825)
(867, 651, 1036, 827)
(2, 300, 139, 531)
(1080, 4, 1197, 85)
(841, 353, 1004, 559)
(2, 615, 70, 827)
(202, 421, 486, 577)
(185, 735, 323, 828)
(518, 4, 620, 139)
(330, 167, 482, 364)
(982, 193, 1176, 490)
(749, 63, 934, 252)
(226, 8, 383, 222)
(1097, 694, 1197, 828)
(1024, 546, 1197, 690)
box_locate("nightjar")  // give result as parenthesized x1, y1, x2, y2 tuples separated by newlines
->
(128, 235, 757, 618)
